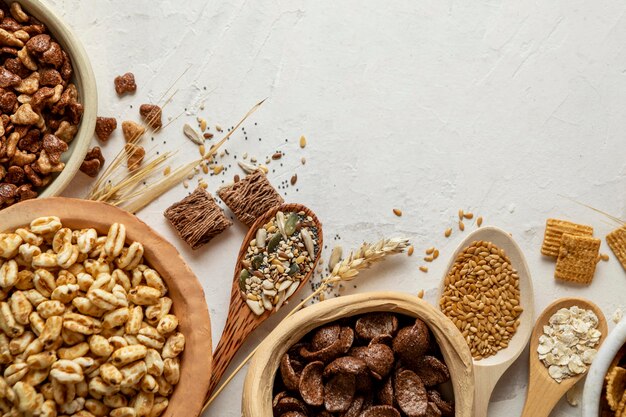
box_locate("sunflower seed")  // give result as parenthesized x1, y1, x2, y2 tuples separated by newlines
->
(183, 123, 203, 145)
(301, 228, 315, 258)
(246, 299, 265, 316)
(238, 161, 258, 174)
(256, 228, 267, 248)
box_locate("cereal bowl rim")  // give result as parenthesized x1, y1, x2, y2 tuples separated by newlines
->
(242, 291, 475, 417)
(0, 197, 212, 417)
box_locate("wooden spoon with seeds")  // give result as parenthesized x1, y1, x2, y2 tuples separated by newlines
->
(207, 203, 323, 397)
(438, 226, 535, 417)
(521, 297, 607, 417)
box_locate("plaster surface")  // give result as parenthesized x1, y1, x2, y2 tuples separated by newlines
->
(52, 0, 626, 415)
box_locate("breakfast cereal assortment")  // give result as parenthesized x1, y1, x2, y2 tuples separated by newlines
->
(273, 313, 454, 417)
(0, 216, 184, 416)
(0, 1, 84, 208)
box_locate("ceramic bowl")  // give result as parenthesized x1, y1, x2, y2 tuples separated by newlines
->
(0, 197, 212, 417)
(582, 319, 626, 416)
(242, 291, 475, 417)
(10, 0, 97, 199)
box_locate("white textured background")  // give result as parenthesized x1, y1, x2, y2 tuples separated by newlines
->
(50, 0, 626, 415)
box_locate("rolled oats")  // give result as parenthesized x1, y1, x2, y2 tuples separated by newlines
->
(537, 306, 601, 383)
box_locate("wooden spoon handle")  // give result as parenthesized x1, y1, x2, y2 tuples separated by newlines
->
(473, 368, 498, 417)
(207, 291, 260, 396)
(520, 377, 564, 417)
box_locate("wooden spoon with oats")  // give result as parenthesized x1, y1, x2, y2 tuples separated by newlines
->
(206, 203, 323, 397)
(521, 298, 607, 417)
(438, 226, 535, 417)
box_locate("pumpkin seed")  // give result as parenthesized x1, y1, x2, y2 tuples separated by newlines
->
(252, 254, 264, 270)
(267, 233, 282, 253)
(287, 263, 300, 276)
(284, 213, 299, 236)
(239, 269, 250, 291)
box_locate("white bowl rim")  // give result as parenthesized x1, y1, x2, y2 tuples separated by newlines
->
(11, 0, 97, 199)
(582, 319, 626, 416)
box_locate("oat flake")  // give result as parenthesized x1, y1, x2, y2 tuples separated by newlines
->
(537, 306, 601, 383)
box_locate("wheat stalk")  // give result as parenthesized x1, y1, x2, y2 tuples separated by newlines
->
(202, 237, 410, 412)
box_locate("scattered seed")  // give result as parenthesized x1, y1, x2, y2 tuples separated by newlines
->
(301, 157, 306, 165)
(444, 228, 452, 238)
(183, 180, 189, 188)
(199, 118, 208, 132)
(417, 289, 424, 298)
(290, 174, 298, 186)
(393, 208, 402, 217)
(407, 246, 414, 256)
(203, 132, 214, 139)
(242, 152, 248, 159)
(477, 217, 483, 227)
(216, 124, 223, 132)
(433, 249, 439, 260)
(459, 221, 465, 231)
(250, 157, 257, 163)
(272, 152, 282, 160)
(199, 181, 208, 189)
(464, 212, 474, 219)
(163, 166, 171, 176)
(259, 164, 269, 174)
(265, 157, 271, 164)
(425, 247, 434, 255)
(238, 161, 258, 174)
(458, 209, 464, 220)
(234, 174, 240, 182)
(212, 165, 224, 175)
(183, 123, 203, 145)
(600, 253, 609, 262)
(199, 144, 205, 157)
(419, 266, 428, 273)
(299, 135, 307, 148)
(424, 256, 433, 262)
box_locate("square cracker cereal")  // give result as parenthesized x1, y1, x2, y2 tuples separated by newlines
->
(554, 233, 601, 285)
(541, 218, 594, 258)
(607, 225, 626, 272)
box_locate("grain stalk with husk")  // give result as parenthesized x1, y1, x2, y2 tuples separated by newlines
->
(202, 237, 410, 412)
(88, 99, 266, 212)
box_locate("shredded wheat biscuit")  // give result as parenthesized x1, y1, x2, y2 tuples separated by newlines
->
(542, 218, 594, 258)
(554, 233, 600, 284)
(607, 225, 626, 272)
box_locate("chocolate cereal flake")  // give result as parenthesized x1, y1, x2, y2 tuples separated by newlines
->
(164, 187, 232, 249)
(95, 116, 117, 141)
(217, 170, 284, 227)
(114, 72, 137, 95)
(80, 146, 105, 177)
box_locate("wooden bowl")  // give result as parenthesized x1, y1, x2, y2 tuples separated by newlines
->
(14, 0, 98, 199)
(242, 291, 475, 417)
(0, 197, 211, 417)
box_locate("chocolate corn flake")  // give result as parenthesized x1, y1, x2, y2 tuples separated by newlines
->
(164, 187, 232, 249)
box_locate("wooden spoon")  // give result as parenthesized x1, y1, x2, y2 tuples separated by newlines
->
(521, 297, 608, 417)
(438, 226, 535, 417)
(207, 203, 323, 396)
